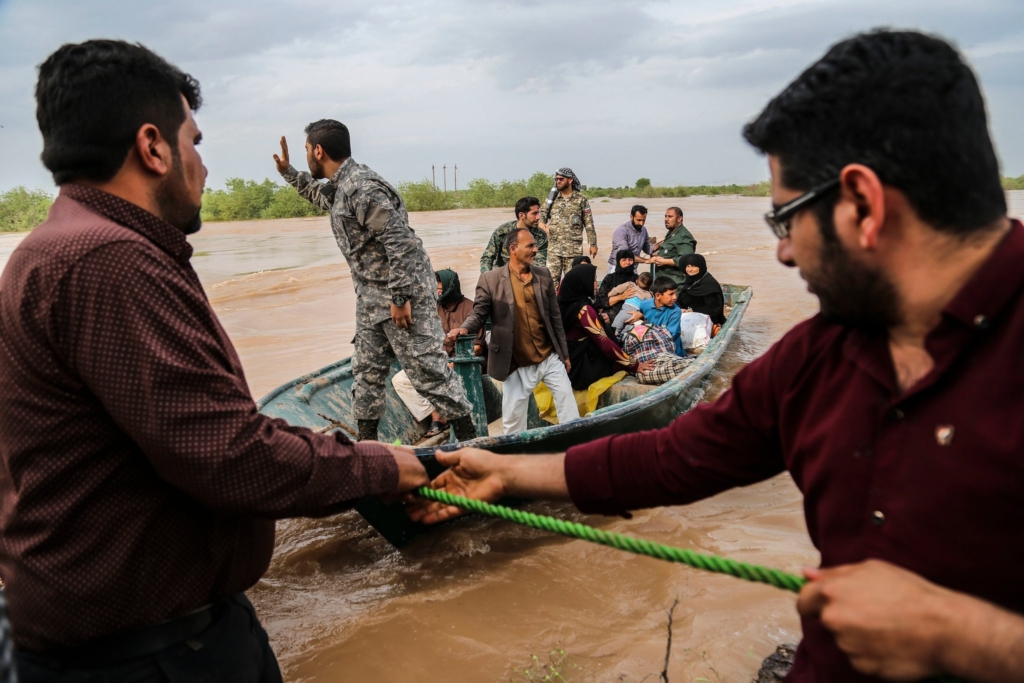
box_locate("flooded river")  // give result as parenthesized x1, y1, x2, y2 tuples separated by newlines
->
(3, 192, 1020, 681)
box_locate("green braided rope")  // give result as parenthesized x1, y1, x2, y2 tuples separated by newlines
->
(415, 488, 969, 682)
(416, 487, 807, 593)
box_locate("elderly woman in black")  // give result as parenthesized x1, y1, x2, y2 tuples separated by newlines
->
(676, 254, 725, 325)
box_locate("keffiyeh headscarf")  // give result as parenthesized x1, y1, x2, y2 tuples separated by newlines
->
(556, 167, 581, 192)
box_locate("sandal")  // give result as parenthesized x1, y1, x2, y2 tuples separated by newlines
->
(424, 419, 448, 438)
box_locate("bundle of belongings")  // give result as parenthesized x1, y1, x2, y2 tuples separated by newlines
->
(679, 311, 714, 352)
(622, 323, 693, 385)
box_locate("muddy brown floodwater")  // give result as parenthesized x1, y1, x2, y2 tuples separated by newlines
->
(2, 192, 1019, 682)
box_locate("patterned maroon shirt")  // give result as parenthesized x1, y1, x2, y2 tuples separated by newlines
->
(565, 221, 1024, 682)
(0, 185, 397, 652)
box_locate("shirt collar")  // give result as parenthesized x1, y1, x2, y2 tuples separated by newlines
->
(330, 157, 356, 185)
(61, 184, 193, 262)
(942, 219, 1024, 330)
(841, 218, 1024, 397)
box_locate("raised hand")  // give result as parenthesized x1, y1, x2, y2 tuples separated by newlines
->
(405, 448, 506, 524)
(273, 136, 290, 174)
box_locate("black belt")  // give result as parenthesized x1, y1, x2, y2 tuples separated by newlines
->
(20, 596, 233, 669)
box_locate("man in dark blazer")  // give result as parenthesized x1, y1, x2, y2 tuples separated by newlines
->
(449, 228, 580, 433)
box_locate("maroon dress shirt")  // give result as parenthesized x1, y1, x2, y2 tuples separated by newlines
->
(565, 220, 1024, 682)
(0, 185, 398, 652)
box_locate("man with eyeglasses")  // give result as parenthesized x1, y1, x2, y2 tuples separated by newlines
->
(408, 30, 1024, 682)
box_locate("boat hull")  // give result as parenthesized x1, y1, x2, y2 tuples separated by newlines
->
(257, 285, 752, 545)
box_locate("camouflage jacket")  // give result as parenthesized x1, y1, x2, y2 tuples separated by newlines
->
(282, 159, 435, 325)
(542, 191, 597, 257)
(479, 220, 548, 272)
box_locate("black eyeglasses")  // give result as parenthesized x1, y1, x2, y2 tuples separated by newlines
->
(764, 178, 840, 239)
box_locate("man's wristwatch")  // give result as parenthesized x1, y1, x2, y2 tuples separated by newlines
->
(391, 295, 408, 307)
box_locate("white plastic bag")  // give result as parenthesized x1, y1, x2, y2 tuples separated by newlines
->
(679, 312, 713, 350)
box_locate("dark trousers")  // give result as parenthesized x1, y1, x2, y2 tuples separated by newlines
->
(16, 595, 282, 683)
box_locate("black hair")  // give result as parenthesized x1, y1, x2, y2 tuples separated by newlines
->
(35, 40, 202, 185)
(630, 204, 648, 216)
(743, 29, 1005, 236)
(504, 227, 531, 252)
(304, 119, 351, 161)
(667, 206, 683, 219)
(515, 196, 540, 219)
(651, 276, 678, 295)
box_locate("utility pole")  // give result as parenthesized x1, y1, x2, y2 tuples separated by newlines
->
(454, 164, 458, 192)
(443, 164, 447, 192)
(432, 165, 436, 190)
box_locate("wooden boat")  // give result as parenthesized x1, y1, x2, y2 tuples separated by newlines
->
(257, 284, 752, 545)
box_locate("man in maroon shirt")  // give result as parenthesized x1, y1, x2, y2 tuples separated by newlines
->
(0, 41, 429, 681)
(408, 31, 1024, 682)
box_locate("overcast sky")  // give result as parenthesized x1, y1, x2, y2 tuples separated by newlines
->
(1, 0, 1022, 195)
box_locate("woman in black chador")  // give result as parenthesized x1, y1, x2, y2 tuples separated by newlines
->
(677, 254, 725, 325)
(595, 249, 638, 319)
(557, 264, 644, 390)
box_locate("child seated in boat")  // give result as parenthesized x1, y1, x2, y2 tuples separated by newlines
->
(610, 272, 653, 337)
(625, 276, 685, 356)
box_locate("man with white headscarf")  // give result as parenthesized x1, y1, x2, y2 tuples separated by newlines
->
(539, 167, 598, 281)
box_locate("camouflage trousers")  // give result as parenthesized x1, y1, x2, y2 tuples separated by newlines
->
(352, 305, 472, 421)
(547, 255, 578, 282)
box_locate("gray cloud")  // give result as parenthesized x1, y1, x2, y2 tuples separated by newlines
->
(1, 0, 1022, 196)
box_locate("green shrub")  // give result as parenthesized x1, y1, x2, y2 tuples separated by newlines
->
(396, 179, 458, 211)
(1003, 175, 1024, 191)
(741, 180, 772, 197)
(263, 185, 326, 218)
(202, 178, 326, 221)
(0, 187, 54, 233)
(527, 172, 555, 201)
(635, 177, 651, 190)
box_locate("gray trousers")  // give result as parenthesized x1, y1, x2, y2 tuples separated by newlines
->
(352, 305, 472, 421)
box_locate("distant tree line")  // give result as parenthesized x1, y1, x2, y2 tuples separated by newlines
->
(200, 179, 327, 221)
(3, 174, 1023, 231)
(396, 174, 772, 210)
(0, 187, 53, 233)
(1004, 174, 1024, 191)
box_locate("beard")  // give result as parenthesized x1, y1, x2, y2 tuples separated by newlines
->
(309, 155, 326, 180)
(805, 214, 901, 330)
(155, 152, 203, 235)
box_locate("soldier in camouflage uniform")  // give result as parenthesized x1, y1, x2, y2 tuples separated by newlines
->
(479, 196, 548, 272)
(274, 120, 476, 442)
(539, 167, 598, 281)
